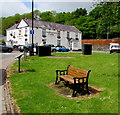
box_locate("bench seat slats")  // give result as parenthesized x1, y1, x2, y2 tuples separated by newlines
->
(58, 75, 87, 84)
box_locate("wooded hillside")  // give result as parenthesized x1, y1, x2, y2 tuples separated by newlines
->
(1, 2, 120, 39)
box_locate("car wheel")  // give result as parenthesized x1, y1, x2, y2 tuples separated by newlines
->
(66, 49, 69, 52)
(59, 49, 62, 52)
(52, 49, 56, 52)
(110, 50, 112, 54)
(19, 50, 23, 52)
(8, 48, 13, 53)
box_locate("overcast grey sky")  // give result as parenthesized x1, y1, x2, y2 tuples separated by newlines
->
(1, 0, 96, 17)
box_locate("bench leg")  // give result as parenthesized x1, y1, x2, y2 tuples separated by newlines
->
(81, 84, 84, 92)
(86, 83, 89, 94)
(55, 76, 58, 84)
(72, 90, 76, 97)
(72, 84, 77, 97)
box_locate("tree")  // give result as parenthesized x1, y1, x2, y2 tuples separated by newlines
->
(72, 8, 87, 19)
(40, 11, 55, 22)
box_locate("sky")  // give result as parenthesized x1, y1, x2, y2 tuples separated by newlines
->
(0, 0, 96, 17)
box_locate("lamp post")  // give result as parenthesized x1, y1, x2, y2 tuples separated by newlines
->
(30, 0, 34, 56)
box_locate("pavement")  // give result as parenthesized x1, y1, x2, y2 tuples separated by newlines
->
(0, 52, 21, 114)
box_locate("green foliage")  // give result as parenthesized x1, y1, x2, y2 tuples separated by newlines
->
(89, 2, 120, 39)
(1, 2, 119, 39)
(0, 39, 5, 43)
(40, 11, 55, 22)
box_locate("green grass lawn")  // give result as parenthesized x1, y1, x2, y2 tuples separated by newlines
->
(9, 52, 119, 113)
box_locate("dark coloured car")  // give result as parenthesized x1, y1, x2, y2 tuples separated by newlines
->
(18, 44, 37, 52)
(0, 42, 13, 53)
(54, 46, 70, 52)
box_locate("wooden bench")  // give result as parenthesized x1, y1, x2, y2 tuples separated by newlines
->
(55, 65, 91, 97)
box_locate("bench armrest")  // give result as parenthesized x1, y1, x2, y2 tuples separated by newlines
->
(56, 70, 67, 75)
(73, 76, 88, 84)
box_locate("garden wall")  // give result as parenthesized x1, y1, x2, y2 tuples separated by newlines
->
(82, 39, 120, 51)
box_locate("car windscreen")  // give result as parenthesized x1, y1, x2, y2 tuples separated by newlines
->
(112, 45, 120, 48)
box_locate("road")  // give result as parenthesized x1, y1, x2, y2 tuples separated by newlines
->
(0, 51, 21, 114)
(0, 51, 21, 69)
(0, 51, 21, 60)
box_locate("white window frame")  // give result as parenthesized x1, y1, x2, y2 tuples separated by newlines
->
(42, 29, 46, 37)
(57, 40, 61, 46)
(57, 31, 61, 38)
(67, 32, 70, 38)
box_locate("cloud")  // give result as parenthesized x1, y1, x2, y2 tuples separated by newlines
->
(1, 0, 95, 17)
(1, 2, 31, 17)
(36, 2, 94, 13)
(0, 0, 94, 2)
(36, 0, 94, 2)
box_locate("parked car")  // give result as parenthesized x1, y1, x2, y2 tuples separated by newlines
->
(18, 44, 37, 52)
(0, 42, 13, 53)
(44, 44, 56, 52)
(110, 43, 120, 53)
(54, 46, 70, 52)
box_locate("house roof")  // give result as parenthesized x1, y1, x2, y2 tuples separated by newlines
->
(7, 18, 81, 33)
(7, 24, 18, 30)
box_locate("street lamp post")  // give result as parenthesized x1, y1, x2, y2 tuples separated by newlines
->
(30, 0, 34, 56)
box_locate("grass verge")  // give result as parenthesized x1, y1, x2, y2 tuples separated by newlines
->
(9, 52, 119, 113)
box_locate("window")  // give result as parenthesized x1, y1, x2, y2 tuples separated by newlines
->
(25, 39, 28, 45)
(75, 33, 78, 39)
(13, 32, 15, 38)
(42, 29, 46, 37)
(57, 31, 61, 38)
(42, 39, 46, 44)
(25, 28, 27, 36)
(67, 32, 70, 39)
(10, 31, 13, 36)
(74, 42, 78, 48)
(19, 29, 22, 35)
(57, 40, 61, 46)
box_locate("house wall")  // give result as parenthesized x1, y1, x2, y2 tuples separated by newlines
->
(30, 27, 82, 50)
(6, 19, 82, 50)
(7, 27, 82, 50)
(7, 27, 30, 46)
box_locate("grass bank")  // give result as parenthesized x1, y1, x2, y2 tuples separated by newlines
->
(9, 52, 119, 113)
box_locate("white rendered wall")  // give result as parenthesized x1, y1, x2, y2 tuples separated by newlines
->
(6, 19, 82, 50)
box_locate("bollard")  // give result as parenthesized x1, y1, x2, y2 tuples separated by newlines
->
(29, 44, 34, 56)
(24, 46, 27, 61)
(15, 54, 23, 73)
(36, 45, 38, 55)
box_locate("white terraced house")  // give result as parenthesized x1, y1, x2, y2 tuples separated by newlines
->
(6, 18, 82, 50)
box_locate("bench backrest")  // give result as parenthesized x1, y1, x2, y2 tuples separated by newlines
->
(67, 65, 91, 78)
